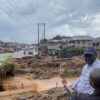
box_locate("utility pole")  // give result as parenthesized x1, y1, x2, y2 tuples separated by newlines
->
(37, 23, 46, 58)
(43, 23, 46, 59)
(38, 23, 39, 57)
(44, 23, 46, 41)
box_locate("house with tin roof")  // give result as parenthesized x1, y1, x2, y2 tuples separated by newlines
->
(68, 35, 93, 48)
(89, 37, 100, 50)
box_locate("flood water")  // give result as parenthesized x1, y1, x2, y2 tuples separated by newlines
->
(0, 50, 78, 92)
(0, 50, 37, 61)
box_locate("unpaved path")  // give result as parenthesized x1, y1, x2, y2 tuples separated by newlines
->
(33, 77, 78, 91)
(1, 76, 78, 97)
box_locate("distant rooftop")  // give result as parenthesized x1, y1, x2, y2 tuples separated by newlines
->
(89, 37, 100, 43)
(47, 45, 60, 50)
(0, 40, 3, 42)
(48, 40, 60, 42)
(70, 35, 93, 41)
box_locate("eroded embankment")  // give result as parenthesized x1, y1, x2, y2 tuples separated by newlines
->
(0, 76, 77, 100)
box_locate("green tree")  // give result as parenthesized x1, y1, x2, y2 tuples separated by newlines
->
(52, 35, 69, 40)
(40, 39, 48, 44)
(52, 35, 61, 40)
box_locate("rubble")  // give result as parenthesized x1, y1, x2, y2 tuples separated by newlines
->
(32, 87, 69, 100)
(13, 56, 84, 79)
(0, 56, 84, 100)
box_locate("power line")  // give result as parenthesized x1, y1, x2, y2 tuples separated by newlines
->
(7, 0, 32, 25)
(0, 0, 21, 23)
(0, 0, 34, 27)
(10, 0, 35, 26)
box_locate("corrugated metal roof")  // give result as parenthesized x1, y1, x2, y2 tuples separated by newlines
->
(89, 37, 100, 43)
(48, 40, 60, 43)
(47, 45, 61, 50)
(70, 35, 93, 41)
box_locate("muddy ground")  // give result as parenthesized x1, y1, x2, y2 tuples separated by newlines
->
(0, 56, 84, 100)
(0, 87, 69, 100)
(15, 56, 85, 79)
(1, 77, 77, 100)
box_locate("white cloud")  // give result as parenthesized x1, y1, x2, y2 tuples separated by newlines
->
(0, 0, 100, 43)
(71, 28, 87, 36)
(0, 37, 11, 42)
(47, 25, 72, 38)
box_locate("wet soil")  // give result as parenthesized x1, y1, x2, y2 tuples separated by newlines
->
(0, 56, 83, 100)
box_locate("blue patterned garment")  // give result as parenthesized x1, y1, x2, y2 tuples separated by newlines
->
(71, 59, 100, 95)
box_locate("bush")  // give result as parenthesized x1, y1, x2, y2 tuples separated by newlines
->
(1, 53, 14, 65)
(14, 63, 20, 72)
(34, 55, 42, 59)
(61, 70, 71, 78)
(1, 53, 20, 73)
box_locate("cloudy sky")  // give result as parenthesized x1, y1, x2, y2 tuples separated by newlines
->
(0, 0, 100, 43)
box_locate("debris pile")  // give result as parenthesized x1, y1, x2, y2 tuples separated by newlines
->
(32, 87, 68, 100)
(14, 56, 85, 79)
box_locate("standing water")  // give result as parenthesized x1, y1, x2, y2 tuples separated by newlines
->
(0, 49, 38, 61)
